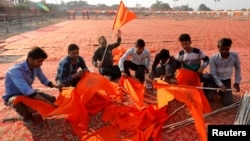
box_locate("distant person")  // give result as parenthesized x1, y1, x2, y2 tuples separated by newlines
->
(56, 44, 89, 87)
(2, 47, 61, 125)
(86, 10, 89, 19)
(148, 49, 180, 84)
(119, 39, 150, 83)
(209, 38, 241, 106)
(176, 33, 214, 97)
(92, 30, 122, 81)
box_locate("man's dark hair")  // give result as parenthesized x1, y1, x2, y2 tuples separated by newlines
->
(98, 36, 105, 43)
(136, 39, 145, 48)
(179, 33, 191, 42)
(27, 46, 48, 59)
(68, 44, 79, 52)
(217, 38, 232, 48)
(158, 49, 170, 60)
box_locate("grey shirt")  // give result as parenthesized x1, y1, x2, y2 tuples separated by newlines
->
(209, 52, 242, 87)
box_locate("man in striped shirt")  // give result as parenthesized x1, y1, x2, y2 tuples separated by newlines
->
(176, 33, 214, 99)
(209, 38, 241, 106)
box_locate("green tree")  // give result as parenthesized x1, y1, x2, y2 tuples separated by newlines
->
(151, 0, 171, 11)
(175, 5, 193, 11)
(198, 4, 212, 11)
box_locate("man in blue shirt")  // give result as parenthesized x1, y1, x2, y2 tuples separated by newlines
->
(56, 44, 89, 87)
(3, 47, 61, 125)
(209, 38, 242, 106)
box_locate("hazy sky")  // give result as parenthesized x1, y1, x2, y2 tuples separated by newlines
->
(43, 0, 250, 10)
(86, 0, 249, 10)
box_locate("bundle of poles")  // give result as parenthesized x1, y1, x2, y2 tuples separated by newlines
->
(163, 101, 240, 133)
(234, 91, 250, 125)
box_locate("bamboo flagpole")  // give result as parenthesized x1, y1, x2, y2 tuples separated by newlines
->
(100, 31, 113, 63)
(196, 86, 233, 91)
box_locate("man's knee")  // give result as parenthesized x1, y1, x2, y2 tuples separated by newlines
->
(37, 92, 56, 103)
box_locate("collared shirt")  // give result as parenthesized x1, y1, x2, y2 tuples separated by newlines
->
(92, 37, 121, 68)
(209, 52, 242, 86)
(176, 47, 209, 72)
(55, 56, 87, 85)
(3, 61, 50, 102)
(119, 47, 150, 71)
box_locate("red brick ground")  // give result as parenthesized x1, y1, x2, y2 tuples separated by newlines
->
(0, 18, 249, 140)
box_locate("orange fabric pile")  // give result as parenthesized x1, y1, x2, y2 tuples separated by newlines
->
(112, 46, 127, 65)
(13, 69, 211, 141)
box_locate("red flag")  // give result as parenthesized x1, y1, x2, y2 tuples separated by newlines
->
(112, 1, 136, 30)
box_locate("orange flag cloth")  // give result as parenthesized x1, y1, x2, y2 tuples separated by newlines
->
(13, 96, 56, 117)
(153, 81, 207, 141)
(75, 72, 117, 104)
(82, 125, 120, 141)
(85, 90, 112, 115)
(102, 104, 169, 141)
(112, 46, 127, 65)
(112, 1, 136, 30)
(175, 68, 211, 113)
(13, 72, 120, 139)
(50, 88, 89, 136)
(157, 86, 174, 108)
(119, 76, 144, 107)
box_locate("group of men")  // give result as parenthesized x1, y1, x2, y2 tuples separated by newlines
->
(2, 29, 242, 125)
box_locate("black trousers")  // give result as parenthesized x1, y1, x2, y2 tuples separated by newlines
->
(123, 60, 147, 82)
(6, 92, 56, 120)
(205, 79, 232, 106)
(99, 65, 121, 80)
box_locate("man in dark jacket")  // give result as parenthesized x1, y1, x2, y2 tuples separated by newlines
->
(148, 49, 180, 84)
(92, 30, 122, 81)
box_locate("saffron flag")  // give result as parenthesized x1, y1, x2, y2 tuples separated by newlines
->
(112, 1, 136, 30)
(119, 76, 144, 107)
(153, 81, 207, 141)
(112, 46, 127, 65)
(175, 68, 211, 113)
